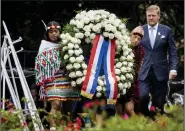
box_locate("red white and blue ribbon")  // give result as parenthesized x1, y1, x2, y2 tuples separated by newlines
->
(81, 35, 118, 104)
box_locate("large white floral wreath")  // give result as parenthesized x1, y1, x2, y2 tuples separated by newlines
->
(60, 10, 135, 102)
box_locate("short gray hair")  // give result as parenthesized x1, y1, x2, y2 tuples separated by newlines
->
(146, 5, 160, 16)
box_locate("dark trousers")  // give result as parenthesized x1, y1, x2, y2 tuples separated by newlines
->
(139, 67, 168, 116)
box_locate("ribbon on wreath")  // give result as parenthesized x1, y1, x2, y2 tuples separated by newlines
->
(81, 35, 118, 104)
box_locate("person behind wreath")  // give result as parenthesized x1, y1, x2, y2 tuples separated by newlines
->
(116, 26, 145, 118)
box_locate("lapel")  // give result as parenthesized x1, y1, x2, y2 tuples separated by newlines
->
(153, 24, 163, 49)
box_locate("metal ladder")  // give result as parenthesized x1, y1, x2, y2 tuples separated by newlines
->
(1, 21, 44, 131)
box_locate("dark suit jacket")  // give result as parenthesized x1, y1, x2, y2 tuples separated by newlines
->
(139, 24, 178, 81)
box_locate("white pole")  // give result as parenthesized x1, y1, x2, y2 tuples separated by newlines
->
(1, 58, 29, 131)
(7, 47, 21, 105)
(2, 47, 7, 110)
(2, 21, 44, 130)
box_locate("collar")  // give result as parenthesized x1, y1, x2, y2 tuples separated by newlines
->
(148, 23, 159, 30)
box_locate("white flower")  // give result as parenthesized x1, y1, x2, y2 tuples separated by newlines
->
(82, 63, 87, 69)
(129, 74, 134, 80)
(62, 39, 68, 45)
(123, 51, 129, 56)
(94, 15, 101, 22)
(78, 48, 83, 54)
(112, 20, 120, 27)
(101, 14, 107, 19)
(85, 37, 91, 43)
(96, 86, 102, 91)
(69, 72, 76, 78)
(66, 64, 73, 70)
(92, 25, 99, 33)
(98, 79, 104, 86)
(70, 19, 75, 25)
(127, 82, 131, 88)
(115, 69, 121, 75)
(126, 67, 132, 72)
(96, 92, 102, 97)
(60, 34, 65, 39)
(62, 46, 68, 51)
(110, 26, 117, 33)
(71, 38, 78, 44)
(90, 33, 96, 40)
(118, 83, 124, 89)
(68, 50, 74, 56)
(109, 13, 116, 19)
(73, 27, 79, 32)
(74, 44, 79, 49)
(115, 58, 119, 62)
(76, 78, 83, 84)
(128, 62, 133, 67)
(88, 23, 94, 29)
(121, 67, 127, 73)
(120, 56, 126, 61)
(102, 87, 106, 91)
(76, 55, 84, 63)
(77, 39, 81, 44)
(83, 25, 91, 32)
(69, 57, 76, 63)
(77, 21, 84, 29)
(122, 61, 127, 66)
(75, 33, 81, 39)
(116, 45, 122, 51)
(123, 83, 128, 88)
(76, 71, 83, 77)
(64, 54, 69, 60)
(108, 33, 115, 39)
(71, 81, 76, 87)
(126, 73, 130, 79)
(85, 32, 91, 37)
(74, 50, 81, 56)
(122, 45, 128, 50)
(79, 33, 84, 39)
(104, 24, 112, 32)
(120, 75, 126, 81)
(68, 43, 74, 49)
(115, 31, 122, 39)
(130, 52, 135, 57)
(66, 35, 72, 41)
(103, 32, 109, 38)
(115, 62, 122, 68)
(75, 14, 82, 20)
(127, 55, 133, 61)
(118, 24, 125, 30)
(73, 63, 81, 69)
(122, 89, 126, 95)
(83, 17, 90, 24)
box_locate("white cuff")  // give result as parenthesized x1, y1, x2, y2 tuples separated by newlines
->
(170, 70, 177, 73)
(50, 127, 56, 131)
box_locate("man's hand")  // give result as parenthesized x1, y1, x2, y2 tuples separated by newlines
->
(169, 72, 177, 80)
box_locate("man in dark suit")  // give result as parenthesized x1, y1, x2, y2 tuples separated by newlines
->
(139, 5, 178, 116)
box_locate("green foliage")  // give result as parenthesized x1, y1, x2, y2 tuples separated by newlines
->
(62, 24, 76, 37)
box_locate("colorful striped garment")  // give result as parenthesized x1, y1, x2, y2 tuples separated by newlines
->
(35, 40, 80, 101)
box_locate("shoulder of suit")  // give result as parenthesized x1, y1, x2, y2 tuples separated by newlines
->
(142, 24, 147, 28)
(158, 24, 172, 31)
